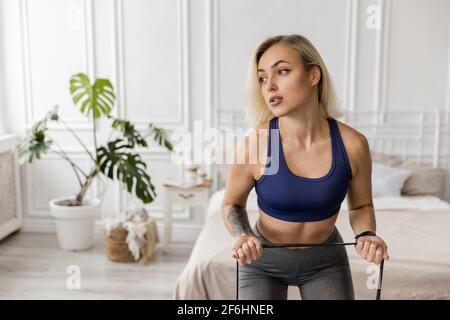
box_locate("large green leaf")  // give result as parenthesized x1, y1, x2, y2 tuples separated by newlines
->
(96, 139, 156, 204)
(111, 118, 147, 148)
(148, 123, 173, 151)
(18, 130, 53, 164)
(17, 107, 59, 164)
(70, 73, 115, 119)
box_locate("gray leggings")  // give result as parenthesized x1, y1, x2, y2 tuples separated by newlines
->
(238, 221, 355, 300)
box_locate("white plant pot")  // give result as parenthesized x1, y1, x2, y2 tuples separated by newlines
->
(49, 196, 101, 251)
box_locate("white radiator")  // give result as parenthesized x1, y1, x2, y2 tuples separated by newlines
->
(0, 134, 23, 240)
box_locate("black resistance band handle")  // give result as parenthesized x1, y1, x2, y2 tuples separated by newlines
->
(235, 242, 385, 300)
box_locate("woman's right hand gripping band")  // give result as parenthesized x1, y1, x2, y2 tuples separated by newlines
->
(232, 233, 264, 266)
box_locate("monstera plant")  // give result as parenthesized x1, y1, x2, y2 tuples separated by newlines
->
(17, 73, 173, 251)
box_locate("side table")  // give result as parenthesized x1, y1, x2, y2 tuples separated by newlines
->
(162, 179, 212, 253)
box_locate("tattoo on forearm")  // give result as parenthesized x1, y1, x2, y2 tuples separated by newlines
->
(227, 205, 254, 237)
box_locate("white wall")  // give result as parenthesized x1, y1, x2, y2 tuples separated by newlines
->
(1, 0, 449, 242)
(0, 0, 7, 135)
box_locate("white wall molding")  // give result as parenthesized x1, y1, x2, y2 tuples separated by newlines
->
(113, 0, 190, 131)
(112, 0, 123, 120)
(19, 0, 33, 127)
(373, 0, 390, 118)
(379, 0, 391, 118)
(445, 23, 450, 125)
(373, 0, 391, 119)
(84, 0, 96, 80)
(343, 0, 358, 111)
(20, 0, 96, 132)
(205, 0, 217, 188)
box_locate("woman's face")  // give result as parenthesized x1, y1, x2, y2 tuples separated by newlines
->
(257, 44, 320, 116)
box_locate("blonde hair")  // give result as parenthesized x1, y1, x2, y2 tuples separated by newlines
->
(243, 34, 344, 128)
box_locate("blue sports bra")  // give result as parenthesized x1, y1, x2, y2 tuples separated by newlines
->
(254, 116, 353, 222)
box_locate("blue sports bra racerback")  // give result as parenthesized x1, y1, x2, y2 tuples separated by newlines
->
(254, 116, 353, 222)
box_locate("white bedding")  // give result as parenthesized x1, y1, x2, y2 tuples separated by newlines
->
(174, 189, 450, 300)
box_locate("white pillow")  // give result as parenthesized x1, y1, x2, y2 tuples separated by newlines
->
(372, 162, 412, 197)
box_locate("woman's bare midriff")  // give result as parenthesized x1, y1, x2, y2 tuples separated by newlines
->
(256, 209, 339, 250)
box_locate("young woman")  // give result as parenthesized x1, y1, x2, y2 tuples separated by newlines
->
(221, 34, 389, 300)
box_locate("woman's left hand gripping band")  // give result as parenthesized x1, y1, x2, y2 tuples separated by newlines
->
(355, 235, 390, 265)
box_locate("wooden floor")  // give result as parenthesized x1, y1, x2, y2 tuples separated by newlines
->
(0, 231, 194, 299)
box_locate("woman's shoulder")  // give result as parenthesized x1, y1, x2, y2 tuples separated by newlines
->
(334, 119, 371, 178)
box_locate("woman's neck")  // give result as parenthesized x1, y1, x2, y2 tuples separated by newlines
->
(278, 102, 329, 150)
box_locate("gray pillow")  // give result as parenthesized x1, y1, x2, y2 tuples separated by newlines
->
(398, 161, 447, 197)
(371, 152, 447, 198)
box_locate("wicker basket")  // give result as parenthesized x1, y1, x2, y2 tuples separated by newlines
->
(105, 216, 159, 264)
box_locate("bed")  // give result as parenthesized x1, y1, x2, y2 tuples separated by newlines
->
(173, 109, 450, 300)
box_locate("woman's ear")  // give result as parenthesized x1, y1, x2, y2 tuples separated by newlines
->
(310, 66, 321, 87)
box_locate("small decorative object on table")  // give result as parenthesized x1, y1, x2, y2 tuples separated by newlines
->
(196, 168, 208, 184)
(104, 208, 159, 264)
(184, 164, 199, 184)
